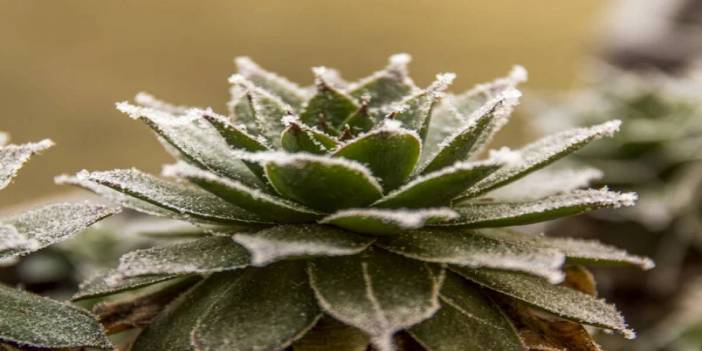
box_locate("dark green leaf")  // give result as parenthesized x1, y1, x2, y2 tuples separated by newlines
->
(84, 169, 267, 224)
(0, 284, 111, 349)
(164, 162, 321, 223)
(446, 189, 637, 228)
(452, 267, 634, 338)
(308, 248, 440, 351)
(73, 271, 180, 301)
(409, 272, 524, 351)
(376, 228, 564, 283)
(333, 122, 421, 191)
(349, 53, 416, 109)
(192, 261, 322, 351)
(373, 160, 500, 209)
(260, 153, 383, 211)
(391, 73, 454, 141)
(293, 316, 370, 351)
(281, 117, 340, 154)
(321, 208, 458, 236)
(233, 224, 374, 266)
(300, 68, 358, 134)
(131, 271, 243, 351)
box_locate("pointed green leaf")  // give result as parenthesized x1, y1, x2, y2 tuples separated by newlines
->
(229, 75, 294, 146)
(300, 67, 358, 134)
(164, 162, 321, 223)
(131, 271, 243, 351)
(257, 153, 383, 211)
(308, 248, 440, 351)
(391, 73, 455, 141)
(376, 228, 565, 283)
(459, 120, 622, 199)
(0, 284, 111, 349)
(333, 121, 421, 191)
(451, 267, 634, 338)
(117, 103, 263, 187)
(83, 169, 267, 225)
(202, 113, 270, 180)
(0, 139, 53, 190)
(409, 272, 524, 351)
(281, 117, 340, 154)
(293, 316, 370, 351)
(228, 85, 259, 131)
(373, 160, 501, 209)
(447, 65, 527, 116)
(349, 53, 416, 108)
(0, 203, 119, 259)
(115, 236, 250, 279)
(73, 271, 180, 301)
(447, 189, 637, 228)
(420, 90, 521, 174)
(321, 208, 458, 236)
(341, 101, 376, 136)
(235, 56, 308, 109)
(233, 224, 374, 266)
(192, 261, 322, 351)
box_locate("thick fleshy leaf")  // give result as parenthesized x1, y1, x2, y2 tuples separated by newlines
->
(373, 160, 501, 209)
(0, 139, 53, 190)
(391, 73, 455, 141)
(341, 101, 376, 136)
(131, 271, 243, 351)
(300, 68, 358, 134)
(485, 167, 603, 201)
(446, 189, 637, 228)
(308, 248, 440, 351)
(0, 203, 119, 259)
(73, 271, 180, 301)
(281, 116, 340, 154)
(233, 224, 374, 266)
(192, 261, 322, 351)
(0, 224, 30, 254)
(452, 267, 634, 338)
(376, 228, 565, 283)
(115, 236, 250, 279)
(117, 103, 262, 187)
(257, 153, 383, 211)
(235, 56, 308, 109)
(0, 285, 111, 349)
(163, 162, 321, 223)
(333, 121, 421, 191)
(229, 75, 294, 145)
(349, 53, 416, 109)
(459, 120, 622, 199)
(83, 169, 267, 224)
(293, 316, 370, 351)
(420, 89, 521, 174)
(320, 208, 458, 236)
(525, 234, 654, 269)
(409, 272, 524, 351)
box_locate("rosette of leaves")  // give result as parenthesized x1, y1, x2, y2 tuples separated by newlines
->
(0, 132, 117, 350)
(62, 54, 652, 351)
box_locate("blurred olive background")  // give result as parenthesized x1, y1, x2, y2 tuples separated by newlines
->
(0, 0, 604, 207)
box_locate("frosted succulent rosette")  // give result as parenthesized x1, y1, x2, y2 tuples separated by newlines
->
(61, 54, 651, 350)
(0, 133, 115, 349)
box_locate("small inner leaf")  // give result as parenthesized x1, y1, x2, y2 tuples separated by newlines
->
(446, 188, 637, 228)
(255, 152, 383, 212)
(233, 224, 374, 266)
(373, 160, 501, 209)
(333, 122, 421, 191)
(300, 67, 359, 134)
(281, 116, 340, 154)
(320, 208, 458, 236)
(349, 53, 417, 109)
(390, 73, 455, 141)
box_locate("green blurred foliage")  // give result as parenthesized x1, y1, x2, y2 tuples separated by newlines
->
(0, 0, 603, 206)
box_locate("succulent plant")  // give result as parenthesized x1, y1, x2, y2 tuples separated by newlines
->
(60, 54, 652, 351)
(0, 132, 116, 349)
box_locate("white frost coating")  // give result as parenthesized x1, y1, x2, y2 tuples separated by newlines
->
(281, 114, 300, 127)
(134, 92, 193, 115)
(0, 139, 54, 190)
(0, 132, 8, 146)
(427, 73, 456, 97)
(347, 53, 417, 94)
(460, 65, 529, 101)
(0, 224, 39, 253)
(488, 147, 523, 167)
(486, 167, 604, 201)
(333, 119, 421, 155)
(234, 56, 308, 98)
(321, 208, 458, 229)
